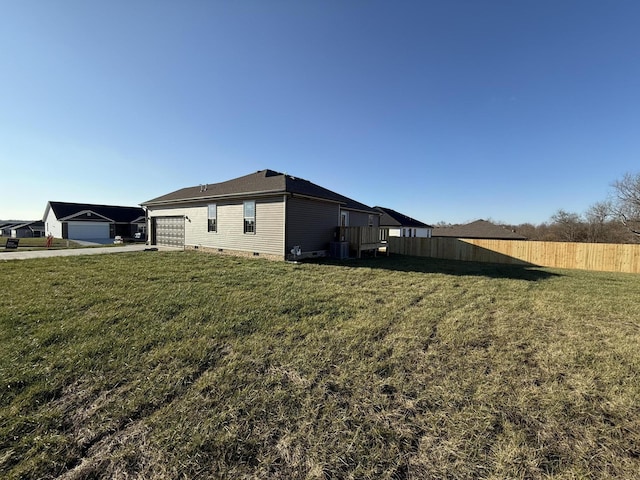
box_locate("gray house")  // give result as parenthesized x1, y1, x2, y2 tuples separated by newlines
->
(8, 220, 46, 238)
(1, 222, 22, 237)
(375, 206, 433, 238)
(432, 219, 527, 240)
(141, 169, 382, 260)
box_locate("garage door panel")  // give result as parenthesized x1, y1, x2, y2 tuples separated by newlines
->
(155, 217, 184, 247)
(68, 222, 110, 240)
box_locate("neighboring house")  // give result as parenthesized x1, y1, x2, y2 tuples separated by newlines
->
(141, 169, 382, 260)
(432, 219, 527, 240)
(375, 206, 433, 238)
(43, 201, 146, 241)
(0, 221, 23, 237)
(9, 220, 46, 238)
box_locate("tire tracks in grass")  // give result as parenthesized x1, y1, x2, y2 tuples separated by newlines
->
(54, 343, 232, 479)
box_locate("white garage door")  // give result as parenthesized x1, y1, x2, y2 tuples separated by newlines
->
(67, 222, 110, 240)
(154, 217, 184, 247)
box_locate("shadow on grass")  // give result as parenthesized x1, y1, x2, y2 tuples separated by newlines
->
(311, 254, 562, 281)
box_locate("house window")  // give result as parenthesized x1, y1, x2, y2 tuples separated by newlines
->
(368, 215, 374, 227)
(208, 204, 217, 232)
(244, 200, 255, 234)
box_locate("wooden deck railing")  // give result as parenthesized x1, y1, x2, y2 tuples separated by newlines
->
(338, 227, 389, 258)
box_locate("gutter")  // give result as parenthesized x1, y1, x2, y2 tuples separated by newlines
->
(142, 190, 381, 215)
(141, 189, 286, 207)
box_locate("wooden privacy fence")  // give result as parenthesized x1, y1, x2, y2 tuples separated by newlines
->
(388, 237, 640, 274)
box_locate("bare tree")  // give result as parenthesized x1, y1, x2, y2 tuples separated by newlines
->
(512, 223, 538, 240)
(612, 172, 640, 237)
(585, 201, 613, 242)
(550, 209, 586, 242)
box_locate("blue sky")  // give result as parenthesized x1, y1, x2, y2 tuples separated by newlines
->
(1, 1, 639, 225)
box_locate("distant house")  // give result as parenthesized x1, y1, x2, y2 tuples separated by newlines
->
(9, 220, 46, 238)
(432, 219, 527, 240)
(43, 201, 146, 241)
(375, 206, 433, 238)
(0, 222, 21, 237)
(141, 169, 383, 260)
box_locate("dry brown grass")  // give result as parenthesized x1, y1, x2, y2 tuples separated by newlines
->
(1, 252, 639, 479)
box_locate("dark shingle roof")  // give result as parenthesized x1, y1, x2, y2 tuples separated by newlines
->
(12, 220, 45, 229)
(48, 202, 144, 223)
(1, 221, 25, 229)
(432, 219, 527, 240)
(142, 169, 377, 213)
(374, 206, 433, 229)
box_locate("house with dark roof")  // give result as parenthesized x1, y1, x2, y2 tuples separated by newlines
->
(6, 220, 46, 238)
(432, 219, 527, 240)
(43, 202, 146, 241)
(1, 221, 23, 237)
(375, 206, 433, 238)
(141, 169, 383, 260)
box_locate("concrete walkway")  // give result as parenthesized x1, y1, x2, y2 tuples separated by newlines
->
(0, 244, 181, 261)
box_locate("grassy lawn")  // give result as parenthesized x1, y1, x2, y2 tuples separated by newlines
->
(1, 252, 639, 479)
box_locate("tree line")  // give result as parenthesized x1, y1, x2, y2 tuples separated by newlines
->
(507, 172, 640, 244)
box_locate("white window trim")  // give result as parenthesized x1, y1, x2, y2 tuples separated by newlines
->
(244, 200, 256, 234)
(208, 204, 217, 233)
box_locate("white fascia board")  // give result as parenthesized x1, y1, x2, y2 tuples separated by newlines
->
(59, 210, 114, 222)
(42, 202, 51, 222)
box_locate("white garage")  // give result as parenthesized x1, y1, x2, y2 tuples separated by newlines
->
(67, 221, 110, 240)
(43, 201, 146, 242)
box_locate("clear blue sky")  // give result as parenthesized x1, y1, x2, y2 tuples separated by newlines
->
(1, 0, 639, 225)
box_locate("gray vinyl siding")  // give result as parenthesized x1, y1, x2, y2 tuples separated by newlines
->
(149, 196, 285, 256)
(286, 196, 340, 251)
(346, 210, 380, 227)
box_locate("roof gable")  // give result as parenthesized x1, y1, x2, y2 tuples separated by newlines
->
(59, 210, 113, 222)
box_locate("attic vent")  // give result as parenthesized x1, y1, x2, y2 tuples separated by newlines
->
(199, 184, 208, 193)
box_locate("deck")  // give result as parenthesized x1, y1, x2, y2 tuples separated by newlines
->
(337, 226, 389, 259)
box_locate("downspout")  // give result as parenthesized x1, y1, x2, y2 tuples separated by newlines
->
(142, 205, 149, 246)
(283, 194, 287, 260)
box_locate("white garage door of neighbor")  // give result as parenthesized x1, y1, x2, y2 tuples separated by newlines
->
(67, 222, 110, 240)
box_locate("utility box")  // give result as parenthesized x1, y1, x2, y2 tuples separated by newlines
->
(329, 241, 349, 260)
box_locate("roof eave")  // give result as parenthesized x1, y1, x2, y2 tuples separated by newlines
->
(290, 192, 343, 205)
(142, 189, 287, 207)
(341, 206, 382, 215)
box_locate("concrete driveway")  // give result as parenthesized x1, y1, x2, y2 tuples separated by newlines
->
(0, 244, 181, 261)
